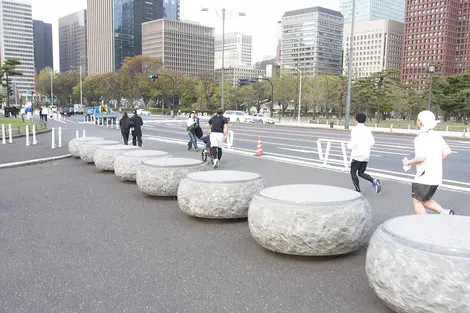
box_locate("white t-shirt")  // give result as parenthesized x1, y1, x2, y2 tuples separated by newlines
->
(413, 130, 451, 185)
(348, 124, 375, 162)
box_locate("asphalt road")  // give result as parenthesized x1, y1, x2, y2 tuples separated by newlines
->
(2, 137, 470, 313)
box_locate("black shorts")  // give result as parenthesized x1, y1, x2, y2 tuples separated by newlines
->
(411, 183, 438, 202)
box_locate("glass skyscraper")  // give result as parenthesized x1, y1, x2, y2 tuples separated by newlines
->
(163, 0, 180, 20)
(339, 0, 405, 24)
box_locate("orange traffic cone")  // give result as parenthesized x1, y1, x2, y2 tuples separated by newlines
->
(255, 136, 264, 156)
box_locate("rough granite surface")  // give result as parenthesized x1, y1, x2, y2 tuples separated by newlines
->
(114, 150, 170, 181)
(136, 159, 206, 197)
(79, 140, 120, 163)
(68, 137, 104, 157)
(177, 171, 264, 219)
(366, 215, 470, 313)
(248, 185, 372, 256)
(93, 145, 141, 171)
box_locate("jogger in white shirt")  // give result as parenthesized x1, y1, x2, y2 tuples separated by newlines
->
(348, 112, 381, 194)
(402, 110, 454, 215)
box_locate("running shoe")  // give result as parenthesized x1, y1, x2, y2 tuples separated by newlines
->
(373, 179, 382, 193)
(213, 159, 220, 169)
(440, 209, 455, 215)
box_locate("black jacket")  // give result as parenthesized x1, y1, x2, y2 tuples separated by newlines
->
(130, 115, 143, 133)
(119, 116, 131, 131)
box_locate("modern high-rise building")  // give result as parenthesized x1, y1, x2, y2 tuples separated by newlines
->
(339, 0, 406, 24)
(215, 67, 265, 86)
(343, 19, 404, 78)
(281, 7, 344, 77)
(214, 32, 252, 69)
(142, 19, 215, 78)
(163, 0, 180, 20)
(0, 0, 35, 94)
(87, 0, 114, 75)
(33, 20, 53, 74)
(58, 9, 87, 75)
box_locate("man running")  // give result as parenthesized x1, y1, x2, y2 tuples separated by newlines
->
(347, 112, 381, 194)
(402, 110, 454, 215)
(208, 108, 228, 169)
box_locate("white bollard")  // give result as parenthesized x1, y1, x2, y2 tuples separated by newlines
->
(8, 124, 12, 143)
(25, 125, 30, 146)
(32, 124, 37, 145)
(82, 129, 86, 137)
(390, 124, 394, 132)
(51, 127, 56, 149)
(408, 125, 411, 130)
(111, 119, 114, 128)
(58, 127, 62, 148)
(446, 126, 449, 132)
(76, 130, 79, 139)
(116, 119, 119, 129)
(106, 118, 109, 127)
(1, 124, 5, 144)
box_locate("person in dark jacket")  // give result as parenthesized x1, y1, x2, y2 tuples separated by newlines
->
(119, 112, 131, 144)
(130, 110, 144, 147)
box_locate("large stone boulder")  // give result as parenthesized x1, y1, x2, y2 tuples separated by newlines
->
(114, 150, 170, 182)
(136, 158, 206, 197)
(94, 145, 141, 171)
(248, 184, 372, 256)
(68, 137, 104, 157)
(366, 215, 470, 313)
(79, 140, 120, 163)
(178, 170, 264, 219)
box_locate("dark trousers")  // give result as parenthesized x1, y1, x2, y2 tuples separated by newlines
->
(211, 147, 223, 161)
(132, 130, 142, 147)
(350, 160, 374, 192)
(121, 130, 130, 145)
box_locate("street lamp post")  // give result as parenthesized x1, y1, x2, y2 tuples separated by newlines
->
(345, 0, 357, 130)
(201, 7, 245, 112)
(149, 73, 175, 117)
(71, 65, 83, 108)
(257, 76, 274, 118)
(284, 66, 302, 124)
(50, 69, 54, 106)
(428, 64, 436, 111)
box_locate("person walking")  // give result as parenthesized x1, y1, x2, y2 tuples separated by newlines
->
(187, 112, 199, 151)
(208, 108, 228, 169)
(402, 110, 454, 215)
(348, 112, 381, 194)
(130, 110, 143, 147)
(119, 112, 131, 145)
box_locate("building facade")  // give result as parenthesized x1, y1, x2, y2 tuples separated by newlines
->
(281, 7, 344, 77)
(33, 20, 53, 74)
(142, 19, 214, 78)
(87, 0, 114, 75)
(0, 0, 35, 94)
(216, 67, 265, 86)
(58, 9, 87, 74)
(343, 19, 404, 78)
(339, 0, 406, 24)
(163, 0, 179, 20)
(215, 32, 252, 69)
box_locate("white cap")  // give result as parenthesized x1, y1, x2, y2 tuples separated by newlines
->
(417, 110, 438, 131)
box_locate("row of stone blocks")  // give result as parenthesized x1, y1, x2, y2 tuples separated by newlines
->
(68, 137, 470, 313)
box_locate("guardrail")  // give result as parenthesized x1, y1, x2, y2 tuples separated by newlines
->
(316, 138, 350, 170)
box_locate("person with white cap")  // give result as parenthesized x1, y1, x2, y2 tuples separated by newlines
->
(402, 110, 454, 215)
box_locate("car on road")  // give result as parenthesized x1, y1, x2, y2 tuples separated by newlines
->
(137, 109, 151, 116)
(223, 110, 254, 123)
(253, 113, 275, 124)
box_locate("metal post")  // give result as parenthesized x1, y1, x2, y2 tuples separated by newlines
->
(1, 124, 5, 144)
(26, 125, 30, 146)
(76, 130, 79, 139)
(221, 8, 226, 112)
(345, 0, 356, 130)
(298, 71, 302, 124)
(82, 129, 86, 137)
(50, 70, 54, 106)
(79, 65, 83, 108)
(428, 74, 433, 111)
(32, 124, 37, 145)
(8, 124, 12, 143)
(51, 127, 55, 149)
(58, 127, 62, 148)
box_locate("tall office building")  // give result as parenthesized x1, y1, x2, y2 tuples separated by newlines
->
(164, 0, 179, 20)
(58, 9, 87, 75)
(401, 0, 466, 84)
(281, 7, 344, 77)
(339, 0, 406, 24)
(0, 0, 35, 94)
(33, 20, 53, 73)
(343, 19, 404, 78)
(215, 32, 252, 69)
(87, 0, 114, 75)
(142, 19, 214, 78)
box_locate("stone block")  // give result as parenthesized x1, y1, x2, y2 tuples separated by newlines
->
(248, 184, 372, 256)
(68, 137, 104, 157)
(114, 150, 170, 181)
(79, 140, 120, 163)
(94, 145, 141, 171)
(366, 215, 470, 313)
(178, 170, 264, 219)
(136, 158, 206, 197)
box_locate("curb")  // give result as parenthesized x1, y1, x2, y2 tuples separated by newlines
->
(11, 128, 51, 139)
(0, 154, 72, 169)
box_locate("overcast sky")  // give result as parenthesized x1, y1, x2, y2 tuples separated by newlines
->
(31, 0, 340, 71)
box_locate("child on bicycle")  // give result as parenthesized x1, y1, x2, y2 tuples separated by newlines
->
(200, 134, 211, 153)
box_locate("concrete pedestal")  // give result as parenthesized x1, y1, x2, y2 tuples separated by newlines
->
(68, 137, 104, 157)
(248, 184, 372, 256)
(136, 158, 205, 197)
(94, 145, 140, 171)
(366, 215, 470, 313)
(79, 140, 120, 163)
(178, 170, 264, 219)
(114, 150, 170, 181)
